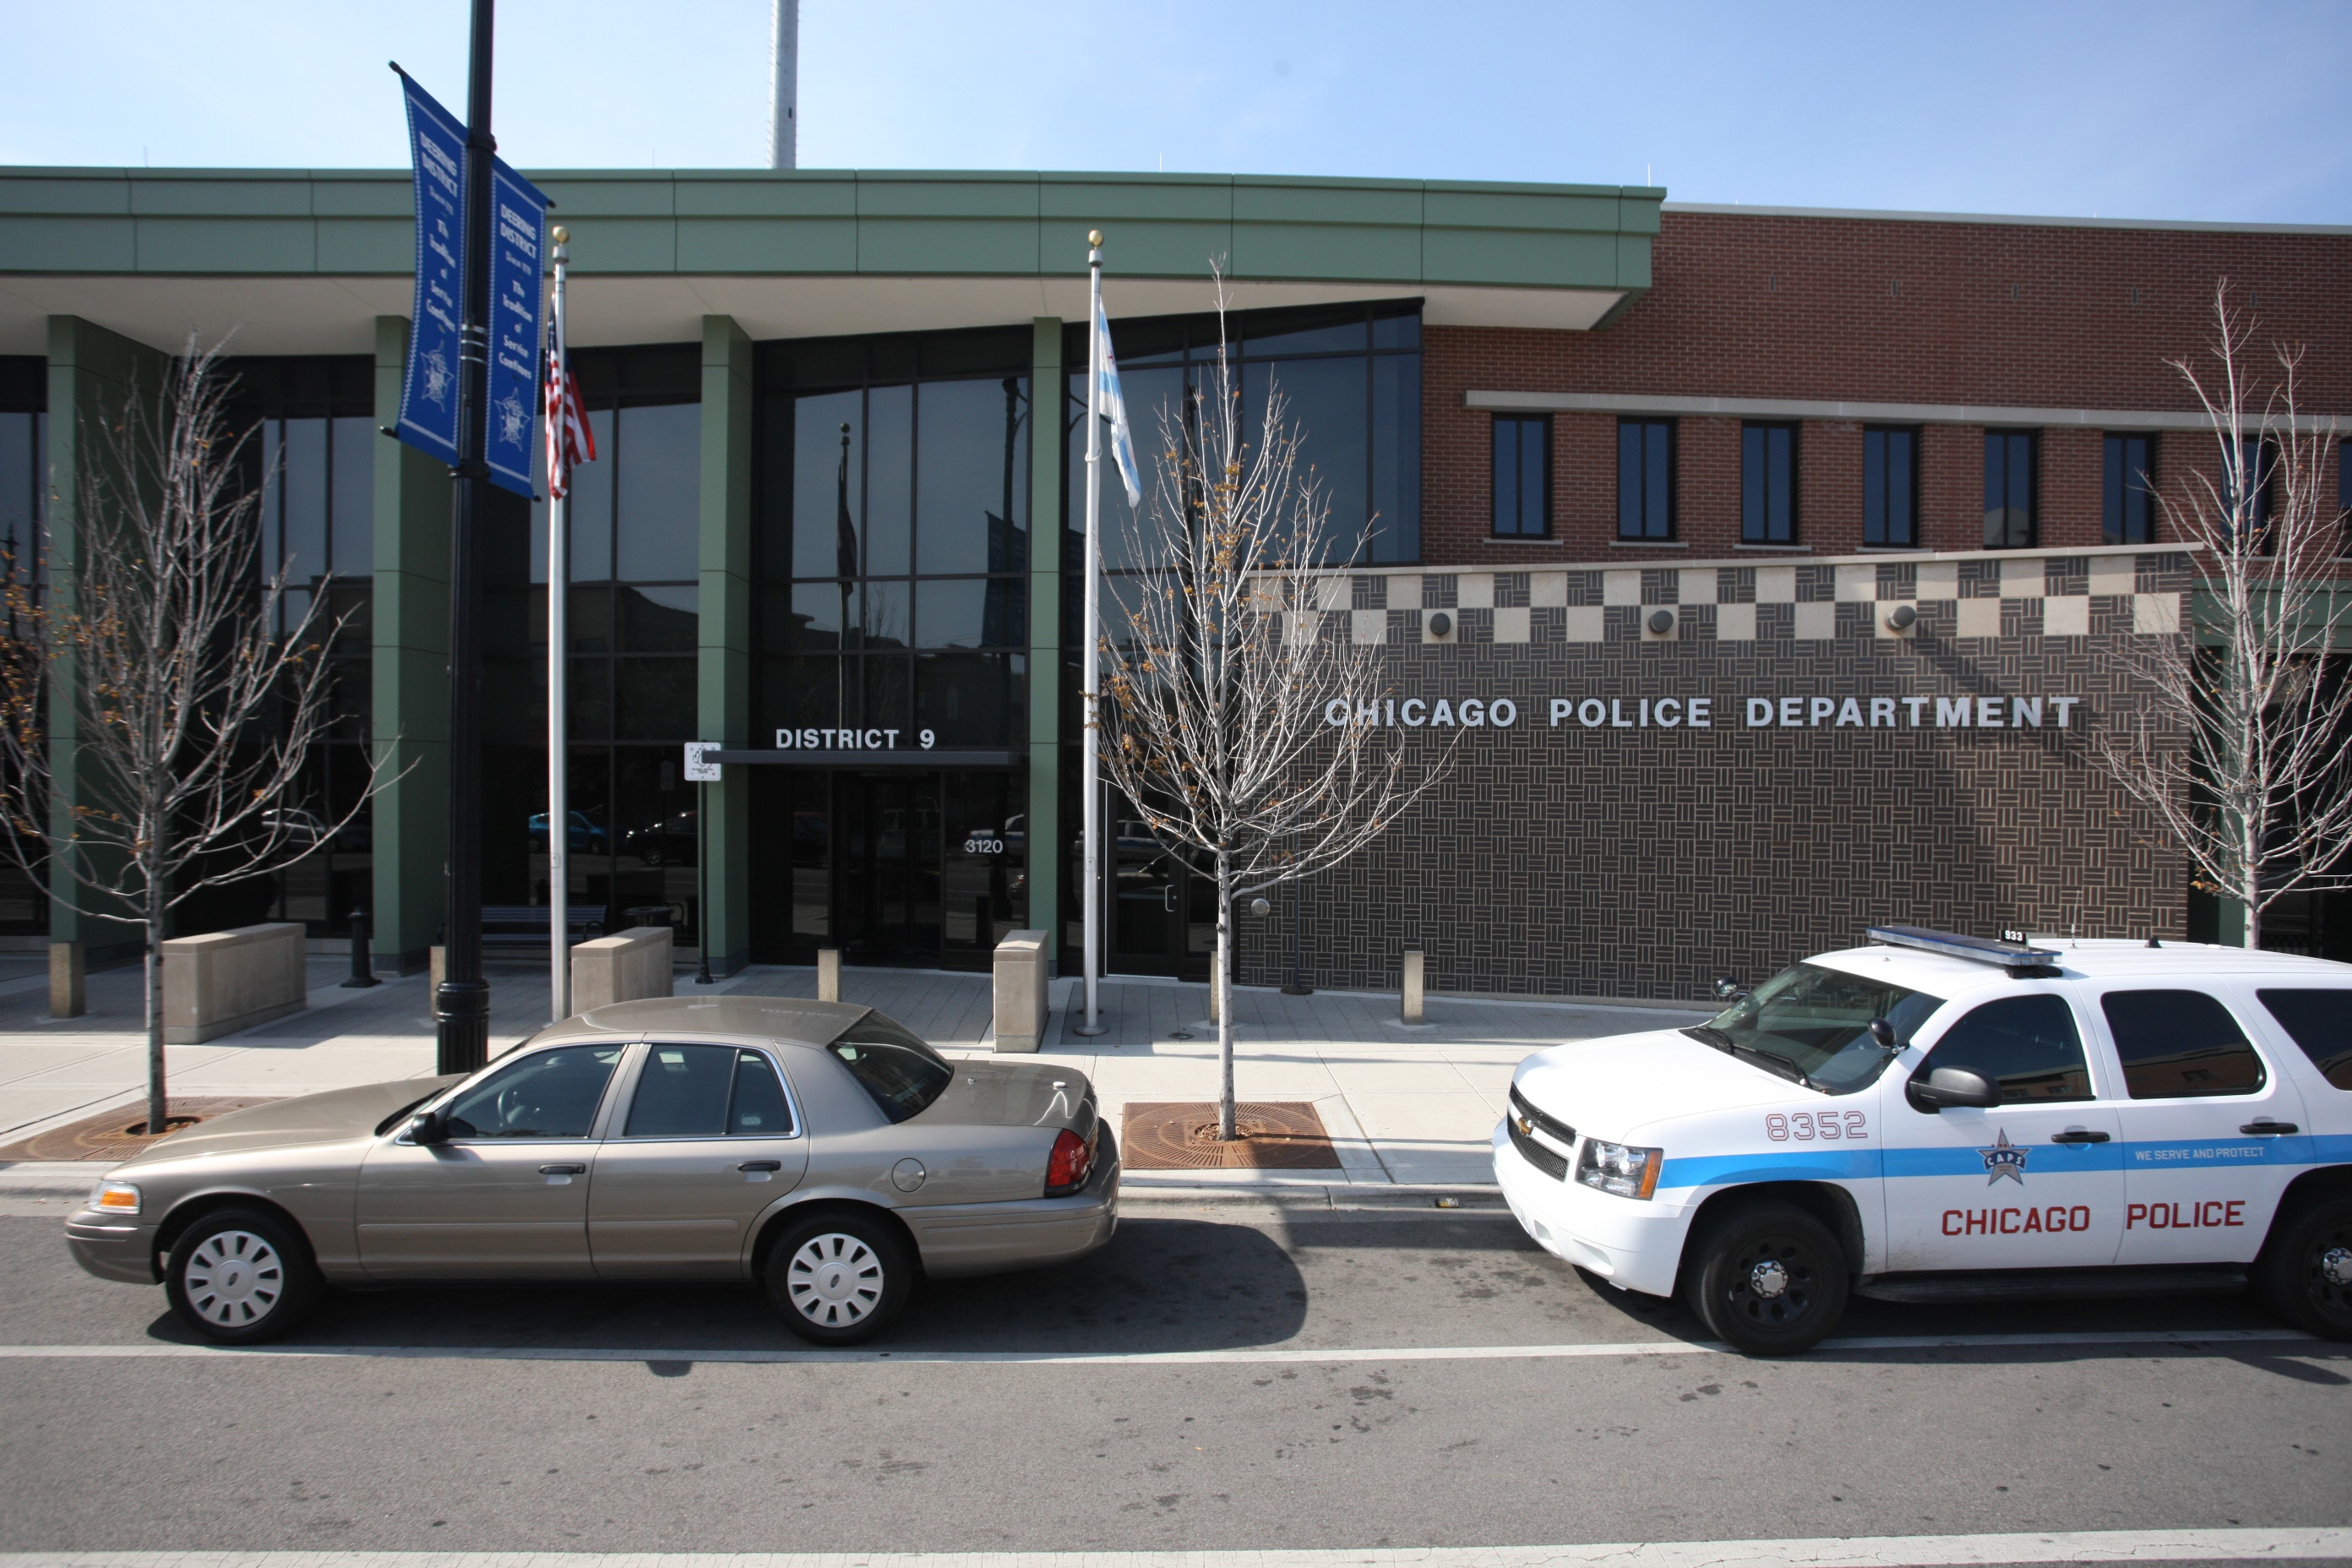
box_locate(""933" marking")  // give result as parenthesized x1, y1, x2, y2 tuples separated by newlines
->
(1766, 1110, 1867, 1142)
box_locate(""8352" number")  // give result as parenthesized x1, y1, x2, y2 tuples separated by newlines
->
(1766, 1110, 1867, 1141)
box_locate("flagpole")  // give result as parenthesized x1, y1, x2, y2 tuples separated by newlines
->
(547, 225, 571, 1021)
(1073, 231, 1108, 1037)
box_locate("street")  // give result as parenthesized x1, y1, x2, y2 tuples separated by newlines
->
(0, 1197, 2343, 1557)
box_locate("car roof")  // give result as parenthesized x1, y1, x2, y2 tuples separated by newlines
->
(529, 994, 871, 1051)
(1810, 939, 2352, 1000)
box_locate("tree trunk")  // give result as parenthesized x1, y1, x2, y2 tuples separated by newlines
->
(143, 906, 166, 1136)
(1216, 849, 1234, 1141)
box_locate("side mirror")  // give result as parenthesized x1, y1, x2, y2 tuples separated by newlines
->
(1867, 1017, 1898, 1052)
(1907, 1065, 1999, 1112)
(1712, 974, 1745, 1001)
(406, 1109, 449, 1146)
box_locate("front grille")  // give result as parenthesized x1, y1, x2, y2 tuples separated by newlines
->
(1510, 1086, 1576, 1147)
(1507, 1118, 1570, 1180)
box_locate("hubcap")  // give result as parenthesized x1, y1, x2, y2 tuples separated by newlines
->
(1749, 1258, 1791, 1299)
(183, 1229, 284, 1327)
(1726, 1235, 1816, 1330)
(2319, 1244, 2352, 1289)
(786, 1233, 884, 1327)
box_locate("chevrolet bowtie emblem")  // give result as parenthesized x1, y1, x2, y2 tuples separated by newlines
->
(1514, 1115, 1533, 1136)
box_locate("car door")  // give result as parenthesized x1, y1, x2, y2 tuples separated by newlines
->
(357, 1042, 627, 1279)
(1876, 990, 2126, 1271)
(587, 1043, 810, 1279)
(2091, 985, 2312, 1266)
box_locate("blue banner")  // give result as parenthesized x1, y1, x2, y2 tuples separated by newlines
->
(394, 72, 466, 466)
(483, 159, 550, 498)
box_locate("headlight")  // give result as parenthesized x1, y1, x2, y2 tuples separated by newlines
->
(89, 1180, 141, 1216)
(1575, 1140, 1663, 1200)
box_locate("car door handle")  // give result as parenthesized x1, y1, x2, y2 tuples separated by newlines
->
(737, 1160, 782, 1173)
(2050, 1130, 2111, 1144)
(538, 1162, 587, 1174)
(2240, 1121, 2299, 1135)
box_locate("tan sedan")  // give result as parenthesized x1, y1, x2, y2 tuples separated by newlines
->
(65, 997, 1118, 1345)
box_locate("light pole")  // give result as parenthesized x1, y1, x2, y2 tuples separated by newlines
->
(436, 0, 498, 1074)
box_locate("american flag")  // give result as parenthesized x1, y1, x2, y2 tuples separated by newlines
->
(543, 309, 595, 498)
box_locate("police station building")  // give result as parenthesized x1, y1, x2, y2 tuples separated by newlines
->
(2, 166, 2347, 1000)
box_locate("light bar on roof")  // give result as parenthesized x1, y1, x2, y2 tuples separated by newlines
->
(1865, 924, 2061, 966)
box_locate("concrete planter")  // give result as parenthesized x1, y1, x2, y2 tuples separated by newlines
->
(162, 923, 307, 1043)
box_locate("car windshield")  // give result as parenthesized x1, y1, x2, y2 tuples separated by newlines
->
(1688, 961, 1944, 1095)
(826, 1013, 954, 1124)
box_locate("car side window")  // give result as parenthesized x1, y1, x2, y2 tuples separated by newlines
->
(1914, 994, 2093, 1104)
(624, 1045, 798, 1138)
(441, 1045, 624, 1139)
(2100, 989, 2268, 1099)
(2255, 988, 2352, 1092)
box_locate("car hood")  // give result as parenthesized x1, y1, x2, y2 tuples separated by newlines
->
(112, 1075, 463, 1170)
(919, 1060, 1094, 1136)
(1512, 1027, 1798, 1141)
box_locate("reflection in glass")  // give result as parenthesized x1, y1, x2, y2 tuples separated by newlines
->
(858, 579, 910, 649)
(281, 416, 328, 581)
(615, 658, 696, 741)
(863, 655, 911, 733)
(916, 576, 1025, 649)
(792, 389, 861, 579)
(616, 401, 700, 582)
(917, 651, 1023, 747)
(571, 408, 615, 580)
(1248, 357, 1368, 562)
(618, 585, 698, 652)
(917, 377, 1028, 576)
(784, 581, 852, 646)
(866, 384, 912, 575)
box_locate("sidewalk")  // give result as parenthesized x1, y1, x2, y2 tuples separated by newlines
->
(0, 957, 1706, 1191)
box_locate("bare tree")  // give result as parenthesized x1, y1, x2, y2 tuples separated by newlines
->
(1097, 280, 1453, 1140)
(0, 340, 376, 1134)
(2090, 284, 2352, 950)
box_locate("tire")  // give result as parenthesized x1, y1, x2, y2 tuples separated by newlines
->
(2253, 1195, 2352, 1341)
(763, 1209, 913, 1346)
(164, 1207, 320, 1345)
(1681, 1200, 1850, 1357)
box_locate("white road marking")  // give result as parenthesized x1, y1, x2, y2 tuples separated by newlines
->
(0, 1326, 2320, 1368)
(3, 1528, 2349, 1568)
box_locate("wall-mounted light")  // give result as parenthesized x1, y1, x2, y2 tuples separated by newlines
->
(1249, 897, 1271, 917)
(1647, 609, 1675, 634)
(1886, 603, 1919, 631)
(1428, 611, 1454, 639)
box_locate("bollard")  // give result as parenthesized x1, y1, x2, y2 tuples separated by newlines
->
(49, 941, 84, 1020)
(343, 906, 381, 988)
(817, 947, 841, 1003)
(1401, 949, 1425, 1024)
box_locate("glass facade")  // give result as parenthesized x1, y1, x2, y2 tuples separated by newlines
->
(1863, 426, 1918, 547)
(0, 359, 45, 934)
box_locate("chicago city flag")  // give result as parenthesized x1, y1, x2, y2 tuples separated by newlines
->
(1095, 295, 1143, 509)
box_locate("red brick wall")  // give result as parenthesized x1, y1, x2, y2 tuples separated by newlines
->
(1424, 210, 2352, 565)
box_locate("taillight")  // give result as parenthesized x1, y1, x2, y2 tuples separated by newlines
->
(1044, 1127, 1093, 1195)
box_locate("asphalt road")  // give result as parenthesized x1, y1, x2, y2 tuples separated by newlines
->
(0, 1200, 2344, 1556)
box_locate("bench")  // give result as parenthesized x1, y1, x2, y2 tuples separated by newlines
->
(480, 906, 606, 948)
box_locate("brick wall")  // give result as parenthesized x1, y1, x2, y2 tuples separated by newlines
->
(1424, 210, 2352, 567)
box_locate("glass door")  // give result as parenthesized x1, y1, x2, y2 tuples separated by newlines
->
(1108, 812, 1213, 981)
(838, 772, 942, 966)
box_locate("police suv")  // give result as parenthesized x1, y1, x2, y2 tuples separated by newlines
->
(1494, 925, 2352, 1355)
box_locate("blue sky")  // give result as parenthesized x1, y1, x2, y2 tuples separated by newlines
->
(3, 0, 2345, 223)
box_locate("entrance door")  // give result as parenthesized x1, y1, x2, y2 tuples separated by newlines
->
(1108, 819, 1214, 980)
(838, 773, 942, 966)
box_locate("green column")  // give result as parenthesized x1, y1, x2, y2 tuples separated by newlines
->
(43, 316, 165, 961)
(1027, 318, 1063, 968)
(369, 316, 452, 973)
(698, 315, 754, 976)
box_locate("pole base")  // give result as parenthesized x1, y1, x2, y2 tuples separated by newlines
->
(1070, 1022, 1109, 1037)
(1279, 984, 1314, 997)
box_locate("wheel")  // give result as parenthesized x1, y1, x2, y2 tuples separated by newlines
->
(164, 1208, 320, 1345)
(1681, 1200, 1849, 1356)
(2254, 1195, 2352, 1340)
(763, 1210, 912, 1346)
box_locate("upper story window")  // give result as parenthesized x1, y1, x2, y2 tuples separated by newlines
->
(2225, 437, 2278, 543)
(1491, 414, 1550, 538)
(2103, 433, 2157, 546)
(235, 357, 377, 636)
(1065, 302, 1421, 568)
(1617, 418, 1674, 541)
(1740, 422, 1798, 545)
(1863, 426, 1917, 547)
(1983, 430, 2037, 549)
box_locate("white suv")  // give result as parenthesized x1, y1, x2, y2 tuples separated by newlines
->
(1495, 926, 2352, 1355)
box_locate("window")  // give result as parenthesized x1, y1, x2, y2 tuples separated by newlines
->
(1916, 995, 2093, 1104)
(2256, 989, 2352, 1091)
(1983, 431, 2037, 548)
(2100, 990, 2268, 1099)
(2103, 433, 2157, 545)
(1491, 414, 1550, 537)
(1740, 422, 1798, 544)
(0, 358, 46, 938)
(1618, 418, 1674, 540)
(1863, 426, 1917, 547)
(826, 1014, 953, 1123)
(439, 1045, 625, 1139)
(2225, 438, 2278, 543)
(623, 1045, 798, 1137)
